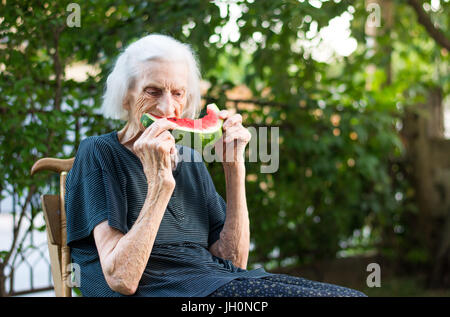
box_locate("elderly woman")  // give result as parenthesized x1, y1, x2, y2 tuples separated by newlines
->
(65, 34, 366, 297)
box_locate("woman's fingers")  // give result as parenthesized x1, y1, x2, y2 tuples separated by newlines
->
(138, 118, 176, 152)
(145, 118, 178, 139)
(223, 125, 251, 144)
(134, 123, 175, 163)
(223, 113, 243, 130)
(156, 141, 174, 156)
(154, 131, 175, 156)
(218, 109, 230, 120)
(217, 108, 243, 130)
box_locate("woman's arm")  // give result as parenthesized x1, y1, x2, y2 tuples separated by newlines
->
(94, 181, 174, 295)
(207, 106, 252, 269)
(94, 118, 178, 295)
(209, 163, 250, 269)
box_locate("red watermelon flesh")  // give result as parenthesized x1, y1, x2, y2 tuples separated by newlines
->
(146, 104, 220, 132)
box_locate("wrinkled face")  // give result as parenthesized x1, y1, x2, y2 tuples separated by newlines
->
(124, 59, 189, 130)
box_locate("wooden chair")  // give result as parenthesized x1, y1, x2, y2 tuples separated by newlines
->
(31, 157, 75, 297)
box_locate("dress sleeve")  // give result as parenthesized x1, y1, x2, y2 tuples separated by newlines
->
(201, 162, 227, 248)
(65, 138, 128, 247)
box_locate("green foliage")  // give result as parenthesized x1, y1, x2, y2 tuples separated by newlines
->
(0, 0, 448, 283)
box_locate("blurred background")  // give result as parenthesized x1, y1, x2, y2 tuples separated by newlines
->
(0, 0, 449, 296)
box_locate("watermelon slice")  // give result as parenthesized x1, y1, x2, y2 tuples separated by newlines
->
(140, 103, 223, 151)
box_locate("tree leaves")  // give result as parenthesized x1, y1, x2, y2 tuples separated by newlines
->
(1, 0, 445, 275)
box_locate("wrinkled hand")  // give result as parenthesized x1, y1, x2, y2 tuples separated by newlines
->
(133, 118, 178, 189)
(214, 105, 251, 168)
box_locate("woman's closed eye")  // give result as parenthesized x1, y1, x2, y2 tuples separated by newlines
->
(145, 87, 162, 97)
(144, 87, 184, 98)
(172, 90, 184, 98)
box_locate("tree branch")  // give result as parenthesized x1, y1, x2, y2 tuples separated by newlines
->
(407, 0, 450, 51)
(52, 25, 66, 111)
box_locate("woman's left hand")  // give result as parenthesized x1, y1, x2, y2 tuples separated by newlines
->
(214, 106, 251, 168)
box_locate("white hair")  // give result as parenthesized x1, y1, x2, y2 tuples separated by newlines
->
(101, 34, 202, 120)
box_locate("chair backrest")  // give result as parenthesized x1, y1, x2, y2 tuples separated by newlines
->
(31, 157, 75, 297)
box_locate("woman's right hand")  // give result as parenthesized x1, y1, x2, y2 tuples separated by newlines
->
(133, 118, 178, 190)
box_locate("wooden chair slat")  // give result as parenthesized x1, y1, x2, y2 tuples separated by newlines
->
(46, 229, 63, 297)
(41, 194, 62, 245)
(60, 172, 72, 297)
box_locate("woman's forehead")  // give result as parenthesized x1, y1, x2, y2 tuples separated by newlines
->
(138, 59, 188, 89)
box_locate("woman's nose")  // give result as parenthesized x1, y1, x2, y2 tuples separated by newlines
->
(156, 92, 176, 117)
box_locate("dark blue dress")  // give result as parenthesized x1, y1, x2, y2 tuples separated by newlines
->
(64, 131, 273, 297)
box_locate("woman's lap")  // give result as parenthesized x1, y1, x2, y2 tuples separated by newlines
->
(208, 274, 367, 297)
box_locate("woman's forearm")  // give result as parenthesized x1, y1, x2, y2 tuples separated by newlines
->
(212, 163, 250, 269)
(103, 181, 174, 294)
